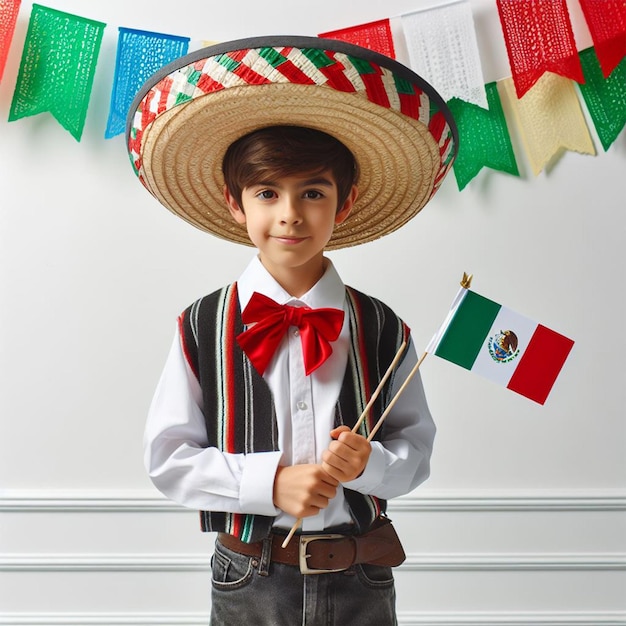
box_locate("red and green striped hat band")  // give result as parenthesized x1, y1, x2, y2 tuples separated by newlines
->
(126, 36, 458, 249)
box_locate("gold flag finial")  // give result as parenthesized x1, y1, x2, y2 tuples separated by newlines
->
(460, 272, 473, 289)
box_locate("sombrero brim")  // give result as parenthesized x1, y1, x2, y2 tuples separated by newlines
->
(127, 36, 458, 249)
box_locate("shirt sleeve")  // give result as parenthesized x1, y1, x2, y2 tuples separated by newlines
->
(143, 327, 281, 515)
(342, 338, 436, 499)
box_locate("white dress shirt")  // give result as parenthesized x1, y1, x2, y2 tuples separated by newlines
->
(144, 256, 435, 532)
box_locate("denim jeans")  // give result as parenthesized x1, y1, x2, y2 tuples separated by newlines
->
(210, 536, 398, 625)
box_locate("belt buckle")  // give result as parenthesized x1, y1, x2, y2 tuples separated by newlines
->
(298, 534, 345, 575)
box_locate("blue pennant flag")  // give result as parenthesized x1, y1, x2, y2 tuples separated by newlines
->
(106, 27, 190, 139)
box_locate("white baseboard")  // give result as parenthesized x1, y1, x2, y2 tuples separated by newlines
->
(1, 552, 624, 572)
(2, 488, 625, 512)
(0, 611, 624, 626)
(0, 615, 204, 626)
(399, 612, 626, 625)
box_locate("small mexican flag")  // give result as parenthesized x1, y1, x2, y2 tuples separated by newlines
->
(427, 281, 574, 405)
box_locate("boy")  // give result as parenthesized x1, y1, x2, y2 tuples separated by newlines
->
(128, 36, 457, 625)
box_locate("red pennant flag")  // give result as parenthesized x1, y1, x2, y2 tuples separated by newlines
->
(0, 0, 21, 82)
(319, 18, 395, 58)
(496, 0, 584, 98)
(578, 0, 626, 78)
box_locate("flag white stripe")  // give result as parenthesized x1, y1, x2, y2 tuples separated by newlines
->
(470, 306, 539, 387)
(425, 287, 468, 353)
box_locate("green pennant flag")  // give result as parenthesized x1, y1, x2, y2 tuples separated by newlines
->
(8, 4, 105, 141)
(578, 46, 626, 152)
(447, 82, 519, 190)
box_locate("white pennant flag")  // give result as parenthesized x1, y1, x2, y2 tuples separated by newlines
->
(401, 0, 487, 108)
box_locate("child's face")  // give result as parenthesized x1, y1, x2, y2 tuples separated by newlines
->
(225, 170, 356, 287)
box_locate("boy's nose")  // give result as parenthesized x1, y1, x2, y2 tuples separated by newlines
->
(280, 198, 303, 224)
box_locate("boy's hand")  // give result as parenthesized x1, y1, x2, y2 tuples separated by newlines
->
(273, 464, 339, 518)
(321, 426, 371, 483)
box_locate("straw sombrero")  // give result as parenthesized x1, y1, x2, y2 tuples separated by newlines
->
(126, 35, 458, 249)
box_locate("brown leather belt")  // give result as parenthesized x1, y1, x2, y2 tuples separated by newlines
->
(217, 516, 405, 575)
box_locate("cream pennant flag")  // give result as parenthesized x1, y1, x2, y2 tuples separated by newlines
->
(401, 0, 487, 108)
(499, 73, 595, 176)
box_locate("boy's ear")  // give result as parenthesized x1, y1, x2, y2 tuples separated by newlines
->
(223, 186, 246, 224)
(335, 185, 358, 226)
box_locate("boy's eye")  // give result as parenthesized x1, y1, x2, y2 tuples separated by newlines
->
(303, 190, 323, 199)
(256, 189, 276, 200)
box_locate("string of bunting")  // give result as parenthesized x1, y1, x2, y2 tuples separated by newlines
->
(0, 0, 625, 188)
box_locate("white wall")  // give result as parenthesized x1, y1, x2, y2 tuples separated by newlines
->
(1, 0, 624, 623)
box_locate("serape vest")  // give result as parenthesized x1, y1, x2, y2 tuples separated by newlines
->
(179, 283, 410, 543)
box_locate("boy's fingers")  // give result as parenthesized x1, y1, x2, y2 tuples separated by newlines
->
(329, 425, 350, 439)
(314, 466, 339, 487)
(321, 449, 348, 471)
(316, 478, 338, 499)
(327, 436, 369, 458)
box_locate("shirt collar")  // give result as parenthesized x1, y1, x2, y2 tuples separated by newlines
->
(237, 255, 346, 311)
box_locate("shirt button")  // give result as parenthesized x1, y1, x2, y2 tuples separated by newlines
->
(297, 401, 308, 411)
(293, 329, 299, 336)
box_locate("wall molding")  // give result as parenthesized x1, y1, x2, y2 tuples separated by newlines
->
(402, 552, 626, 571)
(391, 492, 626, 512)
(2, 552, 625, 572)
(0, 611, 624, 626)
(397, 612, 626, 626)
(0, 615, 207, 626)
(2, 488, 626, 512)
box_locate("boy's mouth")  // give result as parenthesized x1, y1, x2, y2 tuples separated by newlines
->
(272, 235, 308, 245)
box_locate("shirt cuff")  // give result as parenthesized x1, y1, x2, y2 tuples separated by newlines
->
(342, 442, 386, 493)
(239, 451, 282, 516)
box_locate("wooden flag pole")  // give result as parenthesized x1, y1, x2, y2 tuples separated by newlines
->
(367, 272, 471, 443)
(365, 349, 428, 442)
(281, 339, 408, 549)
(350, 339, 408, 437)
(281, 273, 472, 549)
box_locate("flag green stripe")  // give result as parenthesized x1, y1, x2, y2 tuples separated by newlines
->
(435, 291, 502, 369)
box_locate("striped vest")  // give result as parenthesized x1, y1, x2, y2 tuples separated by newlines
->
(179, 283, 410, 543)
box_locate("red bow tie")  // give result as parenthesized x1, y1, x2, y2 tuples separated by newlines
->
(236, 292, 345, 376)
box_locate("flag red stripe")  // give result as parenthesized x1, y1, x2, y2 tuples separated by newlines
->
(507, 324, 574, 404)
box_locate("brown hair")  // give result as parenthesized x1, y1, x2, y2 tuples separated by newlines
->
(222, 125, 359, 211)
